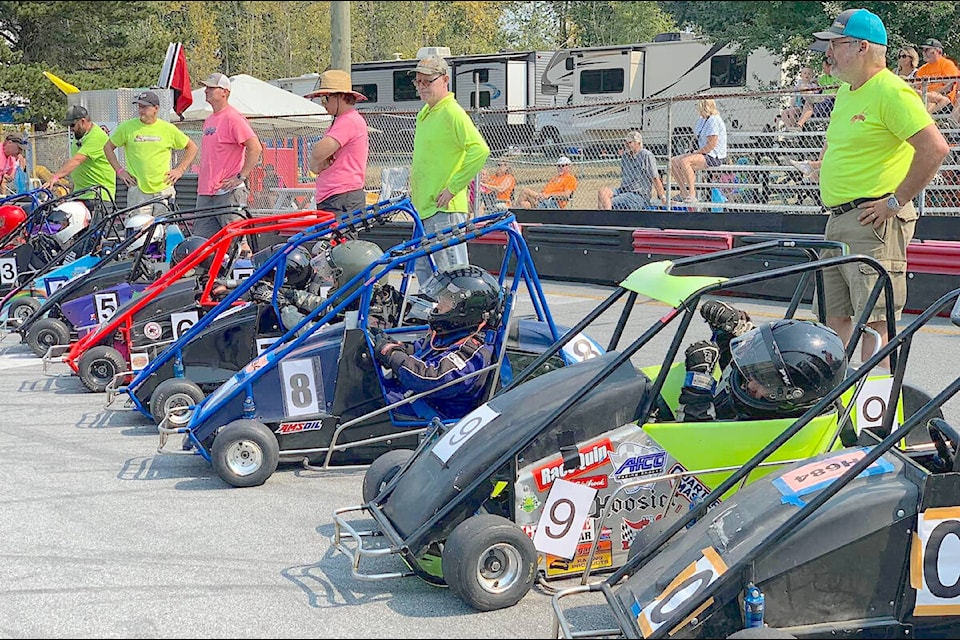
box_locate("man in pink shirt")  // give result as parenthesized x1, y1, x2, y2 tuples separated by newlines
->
(305, 69, 369, 215)
(1, 133, 27, 195)
(194, 72, 263, 240)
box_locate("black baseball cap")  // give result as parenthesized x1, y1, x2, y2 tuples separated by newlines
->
(132, 90, 160, 107)
(62, 105, 89, 125)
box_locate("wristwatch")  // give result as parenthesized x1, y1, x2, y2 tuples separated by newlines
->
(886, 194, 902, 211)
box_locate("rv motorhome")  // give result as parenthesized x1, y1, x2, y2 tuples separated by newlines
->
(534, 32, 786, 157)
(270, 47, 560, 153)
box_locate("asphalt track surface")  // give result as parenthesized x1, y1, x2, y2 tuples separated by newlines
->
(1, 280, 958, 638)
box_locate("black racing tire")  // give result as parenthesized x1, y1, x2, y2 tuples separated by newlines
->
(150, 377, 205, 427)
(361, 449, 414, 503)
(211, 419, 279, 488)
(7, 297, 41, 326)
(441, 514, 537, 612)
(78, 345, 126, 393)
(26, 317, 71, 357)
(727, 628, 796, 639)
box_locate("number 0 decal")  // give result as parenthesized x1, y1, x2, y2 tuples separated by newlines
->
(0, 257, 17, 285)
(93, 292, 120, 323)
(561, 332, 603, 363)
(279, 358, 322, 417)
(913, 507, 960, 615)
(632, 547, 728, 637)
(432, 403, 500, 464)
(532, 478, 597, 560)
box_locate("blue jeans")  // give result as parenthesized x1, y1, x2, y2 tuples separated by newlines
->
(415, 211, 470, 285)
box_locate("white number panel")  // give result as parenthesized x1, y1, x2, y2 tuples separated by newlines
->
(93, 292, 120, 324)
(170, 311, 199, 341)
(533, 478, 597, 559)
(279, 358, 322, 417)
(432, 404, 500, 464)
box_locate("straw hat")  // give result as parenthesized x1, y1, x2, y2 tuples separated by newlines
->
(305, 70, 367, 101)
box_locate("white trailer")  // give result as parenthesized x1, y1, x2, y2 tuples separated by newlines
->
(534, 32, 786, 156)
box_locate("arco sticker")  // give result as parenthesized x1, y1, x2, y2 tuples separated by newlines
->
(631, 547, 727, 637)
(912, 506, 960, 615)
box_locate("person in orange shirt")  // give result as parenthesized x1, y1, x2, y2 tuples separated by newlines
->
(915, 38, 959, 113)
(479, 162, 516, 210)
(517, 156, 578, 209)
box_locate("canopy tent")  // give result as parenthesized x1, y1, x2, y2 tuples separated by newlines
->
(175, 73, 332, 132)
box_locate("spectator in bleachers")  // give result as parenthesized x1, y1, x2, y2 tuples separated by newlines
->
(669, 99, 727, 204)
(797, 60, 839, 127)
(896, 46, 920, 79)
(779, 66, 819, 131)
(479, 162, 515, 211)
(517, 156, 578, 209)
(598, 130, 665, 210)
(915, 38, 959, 114)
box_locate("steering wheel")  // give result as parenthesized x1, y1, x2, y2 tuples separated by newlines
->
(928, 418, 960, 473)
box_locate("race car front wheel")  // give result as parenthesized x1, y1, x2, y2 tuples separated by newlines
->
(441, 514, 536, 612)
(362, 449, 414, 503)
(7, 297, 41, 326)
(78, 345, 126, 393)
(26, 317, 70, 358)
(150, 378, 205, 427)
(211, 419, 279, 488)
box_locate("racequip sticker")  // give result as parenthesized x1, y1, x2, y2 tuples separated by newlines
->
(608, 442, 667, 494)
(533, 438, 613, 492)
(276, 420, 324, 435)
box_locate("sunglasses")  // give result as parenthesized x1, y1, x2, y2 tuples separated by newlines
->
(899, 54, 912, 59)
(412, 76, 443, 88)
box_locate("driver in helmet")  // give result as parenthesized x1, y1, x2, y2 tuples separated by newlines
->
(41, 200, 92, 250)
(0, 203, 27, 249)
(121, 211, 166, 257)
(370, 264, 505, 419)
(678, 300, 848, 423)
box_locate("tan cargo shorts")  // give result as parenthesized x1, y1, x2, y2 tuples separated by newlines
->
(816, 201, 917, 323)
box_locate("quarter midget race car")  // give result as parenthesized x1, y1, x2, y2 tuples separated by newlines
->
(48, 208, 334, 391)
(550, 287, 960, 640)
(155, 206, 603, 488)
(111, 197, 426, 426)
(330, 239, 940, 613)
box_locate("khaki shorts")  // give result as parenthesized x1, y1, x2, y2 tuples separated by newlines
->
(817, 201, 917, 323)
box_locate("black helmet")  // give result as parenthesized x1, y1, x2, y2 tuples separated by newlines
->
(726, 319, 847, 419)
(421, 264, 504, 336)
(313, 239, 383, 295)
(170, 236, 212, 274)
(283, 246, 313, 289)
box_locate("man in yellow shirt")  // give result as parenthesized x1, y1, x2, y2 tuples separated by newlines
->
(811, 8, 949, 366)
(517, 156, 578, 209)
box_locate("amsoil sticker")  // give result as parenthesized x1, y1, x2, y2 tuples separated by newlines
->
(276, 420, 324, 435)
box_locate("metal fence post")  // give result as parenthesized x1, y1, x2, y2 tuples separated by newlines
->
(666, 100, 673, 206)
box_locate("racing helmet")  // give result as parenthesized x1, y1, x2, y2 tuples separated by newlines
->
(0, 204, 27, 237)
(313, 239, 383, 295)
(46, 200, 91, 247)
(421, 264, 504, 336)
(725, 319, 847, 419)
(123, 212, 165, 252)
(251, 243, 313, 290)
(170, 235, 213, 274)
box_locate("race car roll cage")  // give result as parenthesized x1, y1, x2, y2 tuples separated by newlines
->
(158, 205, 572, 471)
(110, 196, 426, 415)
(26, 203, 243, 362)
(55, 206, 335, 374)
(329, 238, 899, 587)
(548, 292, 960, 638)
(0, 186, 56, 247)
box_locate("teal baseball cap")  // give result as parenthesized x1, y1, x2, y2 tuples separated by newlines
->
(813, 8, 887, 46)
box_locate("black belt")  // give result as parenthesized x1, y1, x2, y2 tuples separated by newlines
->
(829, 194, 892, 216)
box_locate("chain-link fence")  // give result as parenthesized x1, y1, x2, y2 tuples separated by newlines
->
(25, 77, 960, 216)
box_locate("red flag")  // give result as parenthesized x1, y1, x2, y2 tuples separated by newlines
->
(171, 43, 193, 120)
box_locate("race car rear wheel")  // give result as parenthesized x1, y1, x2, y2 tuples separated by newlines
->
(150, 378, 205, 427)
(7, 297, 41, 326)
(211, 419, 279, 488)
(78, 345, 126, 393)
(362, 449, 414, 503)
(441, 514, 536, 611)
(26, 317, 70, 357)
